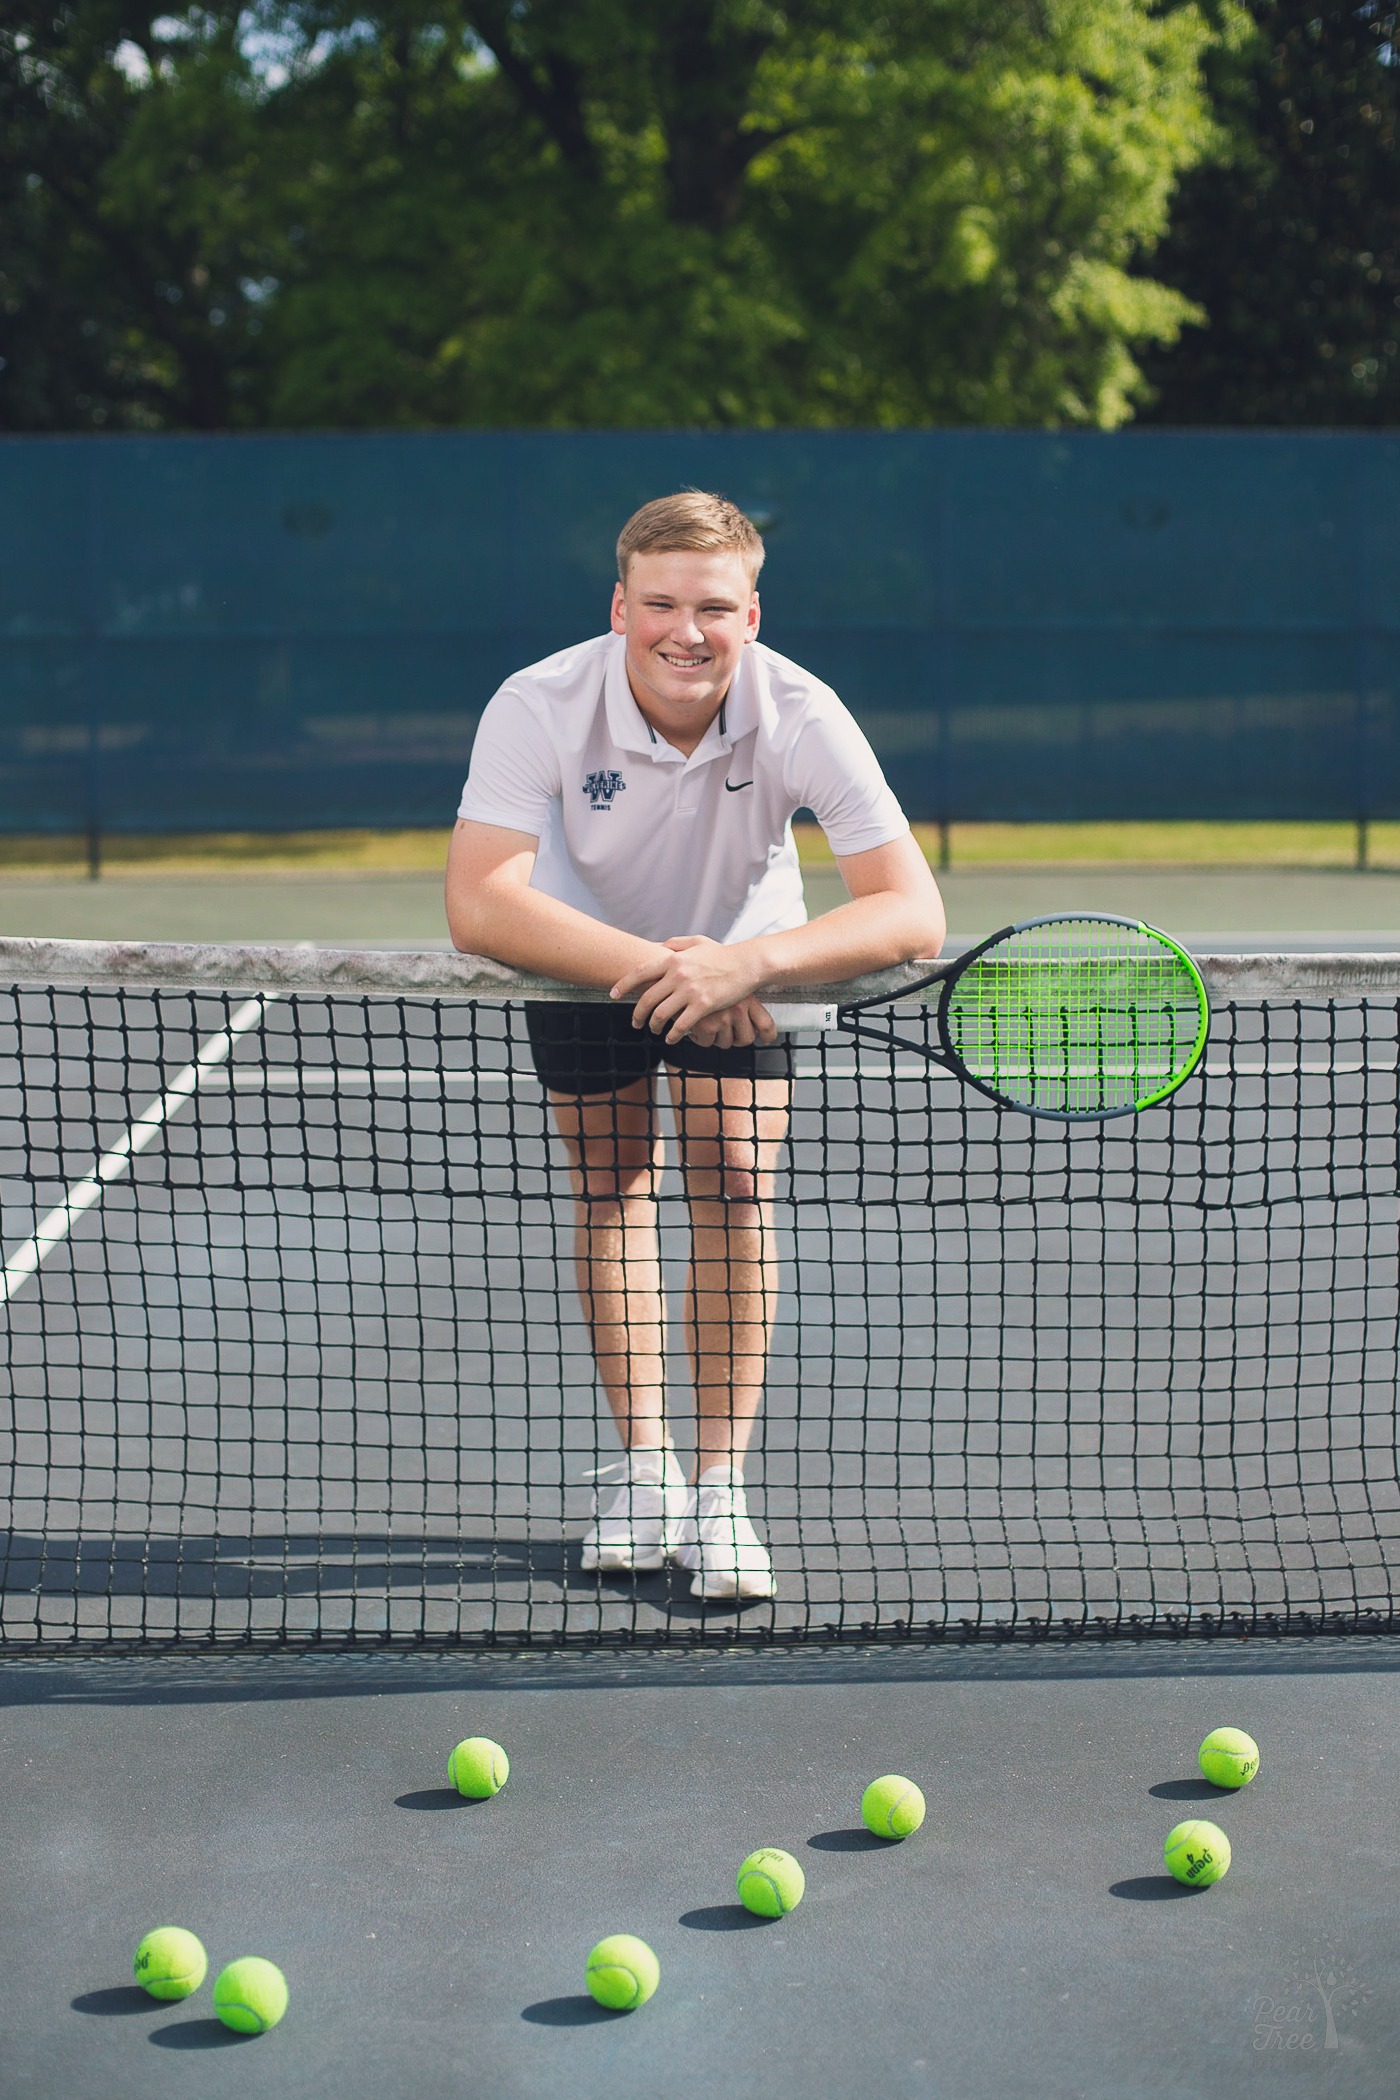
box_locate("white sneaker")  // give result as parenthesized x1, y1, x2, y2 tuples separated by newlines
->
(674, 1467, 776, 1600)
(580, 1449, 689, 1573)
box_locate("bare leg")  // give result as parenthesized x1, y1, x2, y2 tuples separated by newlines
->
(547, 1076, 670, 1454)
(666, 1069, 791, 1480)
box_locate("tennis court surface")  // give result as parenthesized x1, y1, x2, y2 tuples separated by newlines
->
(2, 933, 1398, 2096)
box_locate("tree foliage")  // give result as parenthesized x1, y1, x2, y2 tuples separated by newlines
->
(1141, 1, 1400, 423)
(1, 0, 1217, 431)
(0, 6, 281, 427)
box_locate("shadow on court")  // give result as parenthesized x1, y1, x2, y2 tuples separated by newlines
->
(520, 1996, 619, 2027)
(806, 1827, 887, 1852)
(1109, 1877, 1211, 1903)
(0, 1526, 762, 1644)
(678, 1905, 771, 1932)
(149, 2019, 252, 2049)
(71, 1987, 153, 2016)
(393, 1786, 485, 1811)
(4, 1637, 1400, 1711)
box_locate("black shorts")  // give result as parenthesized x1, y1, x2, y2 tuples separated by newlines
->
(523, 1003, 795, 1097)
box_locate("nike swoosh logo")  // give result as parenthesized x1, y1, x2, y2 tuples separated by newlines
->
(724, 779, 754, 792)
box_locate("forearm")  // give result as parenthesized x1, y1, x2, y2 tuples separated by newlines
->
(745, 890, 944, 991)
(448, 878, 660, 990)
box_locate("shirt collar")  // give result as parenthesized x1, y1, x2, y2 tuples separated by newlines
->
(717, 647, 759, 745)
(604, 633, 662, 754)
(603, 631, 761, 759)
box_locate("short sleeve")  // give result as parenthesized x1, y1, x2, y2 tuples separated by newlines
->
(457, 684, 562, 836)
(785, 701, 909, 858)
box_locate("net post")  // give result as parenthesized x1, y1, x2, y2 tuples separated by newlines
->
(1356, 817, 1369, 871)
(938, 820, 951, 872)
(85, 811, 102, 882)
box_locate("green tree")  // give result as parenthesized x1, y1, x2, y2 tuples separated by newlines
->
(1141, 1, 1400, 423)
(2, 1, 1221, 431)
(1, 6, 284, 427)
(262, 0, 1218, 427)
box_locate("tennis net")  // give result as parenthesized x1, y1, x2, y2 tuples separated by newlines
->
(2, 935, 1398, 1650)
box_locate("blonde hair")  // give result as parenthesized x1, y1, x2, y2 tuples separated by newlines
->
(616, 491, 765, 585)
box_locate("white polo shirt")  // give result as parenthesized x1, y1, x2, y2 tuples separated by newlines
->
(457, 632, 908, 944)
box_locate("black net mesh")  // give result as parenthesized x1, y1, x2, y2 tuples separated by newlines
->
(1, 943, 1398, 1648)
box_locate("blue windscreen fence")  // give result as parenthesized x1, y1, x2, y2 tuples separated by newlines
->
(1, 429, 1396, 858)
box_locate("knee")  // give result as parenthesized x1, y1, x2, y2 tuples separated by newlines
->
(570, 1154, 658, 1206)
(699, 1144, 772, 1210)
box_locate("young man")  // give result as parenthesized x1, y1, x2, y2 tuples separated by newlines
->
(446, 492, 943, 1600)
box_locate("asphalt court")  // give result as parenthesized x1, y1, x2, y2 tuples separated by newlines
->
(2, 863, 1400, 948)
(1, 1643, 1397, 2100)
(3, 870, 1400, 2095)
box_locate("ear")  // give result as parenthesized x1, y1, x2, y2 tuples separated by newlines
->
(745, 590, 761, 643)
(610, 582, 627, 634)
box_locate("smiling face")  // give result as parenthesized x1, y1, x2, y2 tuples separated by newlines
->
(611, 550, 760, 752)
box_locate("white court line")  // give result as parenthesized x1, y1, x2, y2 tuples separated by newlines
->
(3, 1022, 1379, 1305)
(0, 998, 268, 1306)
(200, 1061, 948, 1090)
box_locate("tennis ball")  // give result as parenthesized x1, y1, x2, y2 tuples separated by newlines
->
(736, 1846, 805, 1917)
(448, 1736, 508, 1798)
(1164, 1819, 1231, 1888)
(585, 1934, 659, 2011)
(133, 1926, 207, 2000)
(861, 1774, 926, 1841)
(212, 1957, 289, 2035)
(1198, 1726, 1259, 1790)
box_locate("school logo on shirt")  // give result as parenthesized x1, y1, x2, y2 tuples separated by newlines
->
(583, 769, 626, 810)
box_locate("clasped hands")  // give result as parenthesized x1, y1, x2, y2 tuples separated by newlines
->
(610, 935, 777, 1049)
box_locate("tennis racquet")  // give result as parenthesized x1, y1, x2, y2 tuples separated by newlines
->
(835, 913, 1211, 1123)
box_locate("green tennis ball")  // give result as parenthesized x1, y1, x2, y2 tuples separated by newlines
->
(212, 1957, 289, 2035)
(448, 1736, 508, 1798)
(736, 1846, 805, 1917)
(861, 1774, 926, 1840)
(133, 1926, 207, 2000)
(1164, 1819, 1231, 1888)
(585, 1934, 659, 2011)
(1198, 1726, 1259, 1790)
